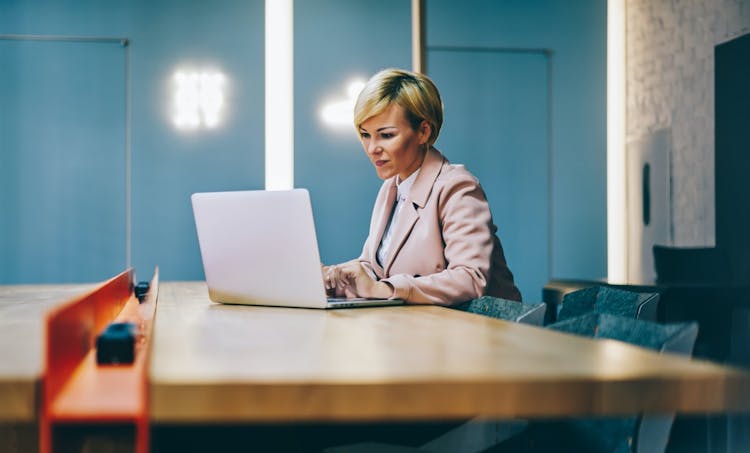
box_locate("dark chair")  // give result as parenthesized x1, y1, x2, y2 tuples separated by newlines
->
(557, 286, 660, 323)
(549, 312, 698, 354)
(653, 245, 731, 285)
(456, 296, 547, 326)
(510, 313, 699, 453)
(652, 246, 744, 452)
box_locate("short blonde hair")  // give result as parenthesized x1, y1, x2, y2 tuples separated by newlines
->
(353, 68, 443, 147)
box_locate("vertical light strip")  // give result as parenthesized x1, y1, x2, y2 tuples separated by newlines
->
(411, 0, 426, 73)
(265, 0, 294, 190)
(607, 0, 627, 283)
(124, 40, 132, 269)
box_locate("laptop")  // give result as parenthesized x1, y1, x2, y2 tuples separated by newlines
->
(190, 188, 403, 309)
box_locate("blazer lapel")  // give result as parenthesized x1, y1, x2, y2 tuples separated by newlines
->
(409, 147, 446, 208)
(383, 148, 447, 275)
(371, 180, 398, 275)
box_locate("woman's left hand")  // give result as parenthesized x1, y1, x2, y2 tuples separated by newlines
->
(333, 260, 393, 299)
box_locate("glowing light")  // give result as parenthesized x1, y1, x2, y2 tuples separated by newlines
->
(265, 0, 294, 190)
(320, 79, 366, 129)
(608, 0, 627, 283)
(172, 70, 226, 130)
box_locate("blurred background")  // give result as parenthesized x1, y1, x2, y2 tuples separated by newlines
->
(1, 0, 747, 303)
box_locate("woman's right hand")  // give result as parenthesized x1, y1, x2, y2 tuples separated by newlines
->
(322, 262, 346, 297)
(323, 260, 393, 299)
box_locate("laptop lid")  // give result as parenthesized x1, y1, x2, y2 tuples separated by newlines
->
(191, 189, 403, 309)
(191, 189, 330, 308)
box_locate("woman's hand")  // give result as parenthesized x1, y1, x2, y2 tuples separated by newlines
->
(322, 263, 342, 297)
(322, 262, 355, 298)
(323, 260, 393, 299)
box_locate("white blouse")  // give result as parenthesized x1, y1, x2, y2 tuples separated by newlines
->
(376, 168, 420, 266)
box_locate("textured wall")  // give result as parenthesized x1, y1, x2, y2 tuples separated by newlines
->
(626, 0, 750, 246)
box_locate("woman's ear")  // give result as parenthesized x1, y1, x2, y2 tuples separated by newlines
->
(418, 120, 431, 145)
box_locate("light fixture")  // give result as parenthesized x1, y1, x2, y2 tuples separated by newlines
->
(265, 0, 294, 190)
(172, 70, 226, 130)
(607, 0, 627, 283)
(319, 79, 366, 130)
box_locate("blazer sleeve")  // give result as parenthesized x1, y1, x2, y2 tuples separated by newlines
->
(383, 173, 494, 305)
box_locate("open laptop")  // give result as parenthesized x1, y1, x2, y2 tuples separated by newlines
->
(191, 189, 403, 309)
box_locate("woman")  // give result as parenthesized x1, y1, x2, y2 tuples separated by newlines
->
(324, 68, 521, 305)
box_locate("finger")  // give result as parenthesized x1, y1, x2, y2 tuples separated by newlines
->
(337, 266, 355, 283)
(328, 270, 341, 288)
(338, 262, 356, 274)
(329, 266, 341, 289)
(341, 264, 363, 281)
(338, 267, 362, 292)
(325, 266, 337, 290)
(321, 265, 330, 290)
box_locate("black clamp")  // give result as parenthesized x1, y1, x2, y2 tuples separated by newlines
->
(96, 322, 138, 365)
(134, 281, 150, 303)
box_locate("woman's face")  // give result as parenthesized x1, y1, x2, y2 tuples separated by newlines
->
(358, 103, 430, 181)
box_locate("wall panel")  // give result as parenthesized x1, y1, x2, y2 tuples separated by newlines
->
(0, 39, 126, 283)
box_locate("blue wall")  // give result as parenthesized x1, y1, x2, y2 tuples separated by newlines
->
(1, 0, 606, 292)
(0, 0, 265, 282)
(428, 49, 550, 302)
(127, 0, 265, 282)
(427, 0, 608, 289)
(294, 0, 411, 265)
(0, 39, 127, 283)
(298, 0, 607, 300)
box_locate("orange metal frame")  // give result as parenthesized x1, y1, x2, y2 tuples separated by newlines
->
(40, 268, 159, 453)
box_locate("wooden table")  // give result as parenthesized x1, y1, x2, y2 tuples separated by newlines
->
(0, 283, 95, 452)
(0, 283, 94, 422)
(150, 282, 750, 423)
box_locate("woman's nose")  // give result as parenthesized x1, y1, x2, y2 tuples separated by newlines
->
(367, 140, 381, 155)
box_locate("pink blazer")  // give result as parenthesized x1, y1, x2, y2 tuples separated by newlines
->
(358, 148, 521, 305)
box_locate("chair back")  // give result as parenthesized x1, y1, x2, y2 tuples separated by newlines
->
(548, 313, 699, 453)
(636, 321, 698, 453)
(557, 286, 660, 323)
(458, 296, 547, 326)
(653, 245, 731, 285)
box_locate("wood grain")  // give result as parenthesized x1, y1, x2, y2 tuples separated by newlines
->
(0, 284, 93, 421)
(150, 282, 750, 422)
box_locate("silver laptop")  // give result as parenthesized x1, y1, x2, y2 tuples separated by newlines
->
(191, 189, 403, 309)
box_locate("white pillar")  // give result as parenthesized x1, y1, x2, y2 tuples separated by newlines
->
(607, 0, 627, 283)
(265, 0, 294, 190)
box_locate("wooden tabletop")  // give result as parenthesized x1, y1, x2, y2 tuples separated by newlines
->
(150, 282, 750, 423)
(0, 283, 94, 421)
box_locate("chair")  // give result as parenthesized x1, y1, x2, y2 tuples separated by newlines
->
(549, 312, 698, 353)
(456, 296, 547, 326)
(653, 245, 731, 285)
(651, 245, 743, 452)
(557, 286, 660, 323)
(515, 313, 700, 453)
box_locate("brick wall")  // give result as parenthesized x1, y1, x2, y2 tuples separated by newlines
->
(626, 0, 750, 246)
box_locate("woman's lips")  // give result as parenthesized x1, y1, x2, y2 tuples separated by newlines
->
(375, 160, 388, 167)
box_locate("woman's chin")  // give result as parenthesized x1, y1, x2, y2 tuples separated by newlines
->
(375, 168, 394, 180)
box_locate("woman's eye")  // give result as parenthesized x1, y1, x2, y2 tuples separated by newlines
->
(381, 133, 394, 139)
(360, 132, 370, 139)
